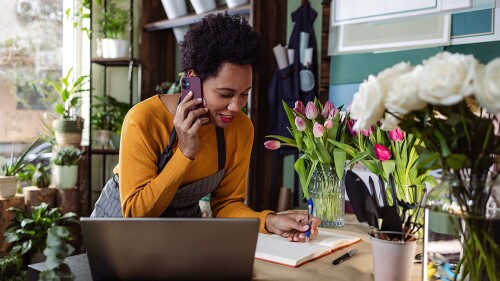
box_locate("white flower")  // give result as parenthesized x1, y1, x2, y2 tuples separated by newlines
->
(350, 75, 384, 131)
(385, 65, 427, 115)
(380, 113, 400, 131)
(350, 62, 412, 132)
(418, 52, 478, 106)
(475, 58, 500, 114)
(377, 61, 413, 91)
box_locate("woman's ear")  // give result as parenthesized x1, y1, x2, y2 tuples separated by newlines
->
(187, 69, 197, 77)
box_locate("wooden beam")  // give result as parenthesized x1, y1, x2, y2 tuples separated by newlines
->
(319, 0, 332, 104)
(248, 0, 288, 211)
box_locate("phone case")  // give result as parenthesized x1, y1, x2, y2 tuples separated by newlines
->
(180, 76, 203, 103)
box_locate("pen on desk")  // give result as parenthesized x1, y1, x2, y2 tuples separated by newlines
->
(332, 249, 358, 265)
(306, 198, 313, 242)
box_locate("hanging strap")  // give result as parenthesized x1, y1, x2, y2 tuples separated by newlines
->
(157, 127, 178, 174)
(157, 126, 225, 174)
(216, 126, 225, 170)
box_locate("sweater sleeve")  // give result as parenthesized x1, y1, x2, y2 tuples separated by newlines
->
(119, 100, 194, 217)
(210, 113, 275, 233)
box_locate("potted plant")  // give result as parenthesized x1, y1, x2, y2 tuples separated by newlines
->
(3, 203, 78, 268)
(52, 147, 83, 189)
(0, 254, 27, 281)
(0, 139, 40, 198)
(34, 68, 89, 146)
(91, 95, 130, 149)
(98, 1, 130, 58)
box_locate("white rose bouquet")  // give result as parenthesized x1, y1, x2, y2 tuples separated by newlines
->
(349, 51, 500, 281)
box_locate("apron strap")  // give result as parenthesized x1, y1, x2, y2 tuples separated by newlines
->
(216, 127, 226, 170)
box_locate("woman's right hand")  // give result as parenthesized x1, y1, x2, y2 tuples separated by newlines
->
(173, 92, 209, 160)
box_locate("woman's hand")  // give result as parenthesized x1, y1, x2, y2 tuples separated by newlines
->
(173, 92, 209, 159)
(265, 213, 321, 242)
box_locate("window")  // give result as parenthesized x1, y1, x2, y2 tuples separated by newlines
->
(0, 0, 79, 156)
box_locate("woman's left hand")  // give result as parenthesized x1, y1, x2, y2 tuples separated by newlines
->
(265, 213, 321, 242)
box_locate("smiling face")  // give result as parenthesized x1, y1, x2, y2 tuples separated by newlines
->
(200, 63, 252, 128)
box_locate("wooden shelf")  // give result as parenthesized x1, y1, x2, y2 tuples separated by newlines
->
(91, 58, 140, 66)
(143, 4, 251, 32)
(90, 148, 119, 155)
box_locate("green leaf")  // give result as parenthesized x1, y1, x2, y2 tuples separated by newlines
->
(328, 140, 358, 158)
(20, 240, 32, 255)
(265, 135, 297, 146)
(282, 100, 297, 131)
(346, 151, 371, 166)
(445, 153, 469, 170)
(313, 138, 332, 163)
(416, 152, 440, 171)
(333, 149, 346, 179)
(382, 160, 396, 179)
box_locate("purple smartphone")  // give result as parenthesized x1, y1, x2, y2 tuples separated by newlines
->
(180, 76, 203, 113)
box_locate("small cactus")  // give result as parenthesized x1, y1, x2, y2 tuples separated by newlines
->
(32, 163, 50, 188)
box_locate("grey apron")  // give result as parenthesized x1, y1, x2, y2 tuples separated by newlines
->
(91, 126, 225, 218)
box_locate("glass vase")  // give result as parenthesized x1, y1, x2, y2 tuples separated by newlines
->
(425, 171, 500, 281)
(308, 165, 345, 228)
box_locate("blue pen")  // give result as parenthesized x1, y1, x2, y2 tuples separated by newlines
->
(306, 198, 314, 242)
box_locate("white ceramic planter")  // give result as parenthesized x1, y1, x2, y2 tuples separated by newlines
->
(0, 176, 18, 198)
(226, 0, 248, 8)
(161, 0, 187, 19)
(190, 0, 216, 14)
(102, 39, 129, 58)
(53, 165, 78, 189)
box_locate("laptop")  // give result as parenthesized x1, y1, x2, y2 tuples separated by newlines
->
(80, 217, 260, 280)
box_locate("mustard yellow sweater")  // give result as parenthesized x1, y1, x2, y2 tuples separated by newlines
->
(114, 95, 273, 232)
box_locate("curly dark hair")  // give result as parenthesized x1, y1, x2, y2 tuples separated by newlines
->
(179, 12, 260, 82)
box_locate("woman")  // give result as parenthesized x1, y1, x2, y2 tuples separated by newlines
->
(114, 13, 319, 241)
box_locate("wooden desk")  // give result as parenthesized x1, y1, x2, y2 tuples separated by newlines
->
(28, 214, 423, 280)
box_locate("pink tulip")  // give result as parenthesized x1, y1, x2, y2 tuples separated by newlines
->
(374, 144, 392, 161)
(313, 122, 324, 138)
(389, 128, 405, 142)
(294, 101, 305, 116)
(295, 116, 306, 131)
(328, 108, 339, 119)
(305, 101, 318, 120)
(324, 119, 333, 129)
(322, 101, 334, 119)
(264, 140, 281, 150)
(347, 119, 357, 136)
(361, 126, 373, 137)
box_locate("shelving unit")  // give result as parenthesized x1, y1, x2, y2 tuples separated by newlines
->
(88, 0, 140, 212)
(143, 4, 251, 31)
(139, 1, 252, 101)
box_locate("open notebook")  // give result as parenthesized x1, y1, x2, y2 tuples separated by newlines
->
(255, 231, 361, 267)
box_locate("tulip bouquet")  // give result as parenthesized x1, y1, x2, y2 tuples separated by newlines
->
(331, 122, 436, 205)
(349, 51, 500, 281)
(264, 99, 352, 199)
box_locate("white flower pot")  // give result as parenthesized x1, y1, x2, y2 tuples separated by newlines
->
(190, 0, 216, 14)
(0, 176, 18, 198)
(102, 39, 129, 58)
(226, 0, 248, 8)
(53, 165, 78, 189)
(161, 0, 187, 19)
